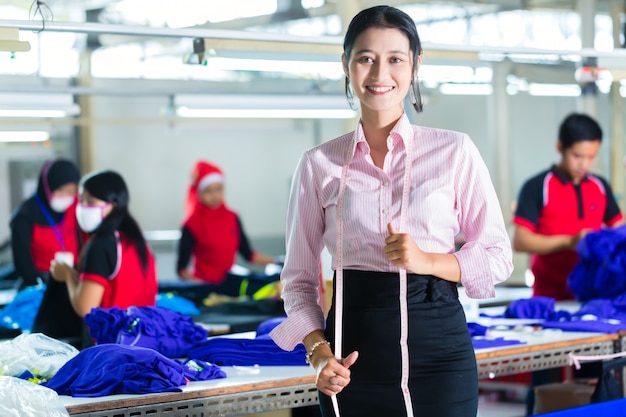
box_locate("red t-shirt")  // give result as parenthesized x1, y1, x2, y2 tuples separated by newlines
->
(513, 167, 623, 300)
(80, 232, 157, 309)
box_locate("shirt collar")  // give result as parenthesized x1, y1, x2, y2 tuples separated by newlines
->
(352, 113, 413, 156)
(550, 164, 589, 184)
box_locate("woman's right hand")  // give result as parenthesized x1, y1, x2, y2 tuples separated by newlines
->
(312, 351, 359, 397)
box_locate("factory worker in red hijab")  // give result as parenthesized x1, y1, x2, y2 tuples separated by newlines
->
(11, 158, 84, 340)
(176, 161, 278, 292)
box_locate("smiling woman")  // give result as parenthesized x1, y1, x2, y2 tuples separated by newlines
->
(269, 5, 513, 417)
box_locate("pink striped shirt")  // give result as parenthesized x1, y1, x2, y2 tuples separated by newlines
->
(270, 114, 513, 350)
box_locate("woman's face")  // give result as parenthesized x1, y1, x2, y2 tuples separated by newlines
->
(344, 27, 415, 117)
(79, 190, 113, 218)
(199, 182, 224, 209)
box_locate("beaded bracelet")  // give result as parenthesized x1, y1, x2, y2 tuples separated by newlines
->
(305, 340, 331, 365)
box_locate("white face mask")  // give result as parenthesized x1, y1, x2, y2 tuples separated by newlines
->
(49, 196, 74, 213)
(76, 203, 107, 233)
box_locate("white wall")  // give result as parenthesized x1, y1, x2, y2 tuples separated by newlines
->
(89, 90, 347, 243)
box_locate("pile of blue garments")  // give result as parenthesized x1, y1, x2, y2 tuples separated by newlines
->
(85, 306, 208, 358)
(502, 296, 626, 333)
(569, 225, 626, 301)
(36, 309, 308, 397)
(42, 344, 225, 396)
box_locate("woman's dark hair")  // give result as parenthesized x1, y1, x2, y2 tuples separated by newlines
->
(80, 170, 149, 273)
(343, 5, 423, 113)
(558, 113, 602, 150)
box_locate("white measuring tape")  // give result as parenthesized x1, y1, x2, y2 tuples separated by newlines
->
(332, 130, 415, 417)
(569, 351, 626, 370)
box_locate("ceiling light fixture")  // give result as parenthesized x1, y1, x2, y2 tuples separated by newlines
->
(439, 83, 493, 95)
(177, 107, 357, 119)
(0, 131, 49, 142)
(528, 83, 581, 96)
(0, 93, 80, 118)
(174, 94, 357, 119)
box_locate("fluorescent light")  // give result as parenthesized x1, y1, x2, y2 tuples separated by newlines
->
(439, 83, 493, 95)
(206, 57, 343, 78)
(0, 109, 69, 118)
(419, 65, 492, 84)
(0, 131, 49, 142)
(177, 107, 357, 119)
(174, 94, 358, 119)
(528, 83, 581, 96)
(0, 93, 81, 118)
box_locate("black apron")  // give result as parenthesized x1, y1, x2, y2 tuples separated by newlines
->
(319, 270, 478, 417)
(31, 277, 85, 346)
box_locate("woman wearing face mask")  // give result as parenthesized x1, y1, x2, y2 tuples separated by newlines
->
(10, 158, 84, 339)
(49, 170, 157, 318)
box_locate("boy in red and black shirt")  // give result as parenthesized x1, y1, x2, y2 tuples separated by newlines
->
(513, 113, 623, 301)
(513, 113, 624, 415)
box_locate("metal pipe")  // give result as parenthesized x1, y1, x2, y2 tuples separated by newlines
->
(3, 19, 626, 59)
(0, 19, 343, 44)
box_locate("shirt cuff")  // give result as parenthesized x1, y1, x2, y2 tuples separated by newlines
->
(269, 307, 325, 351)
(454, 243, 497, 299)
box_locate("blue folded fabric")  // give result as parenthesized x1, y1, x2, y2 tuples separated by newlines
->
(84, 307, 126, 343)
(181, 359, 226, 381)
(467, 322, 488, 337)
(472, 337, 526, 350)
(500, 297, 572, 322)
(84, 306, 208, 358)
(541, 298, 626, 333)
(569, 226, 626, 301)
(188, 337, 307, 366)
(504, 296, 555, 319)
(255, 316, 286, 337)
(43, 344, 191, 396)
(541, 320, 626, 334)
(501, 297, 626, 334)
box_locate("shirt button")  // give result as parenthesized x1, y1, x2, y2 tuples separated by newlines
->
(382, 208, 388, 214)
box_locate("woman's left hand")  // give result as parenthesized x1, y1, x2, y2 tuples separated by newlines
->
(384, 223, 430, 274)
(49, 260, 74, 283)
